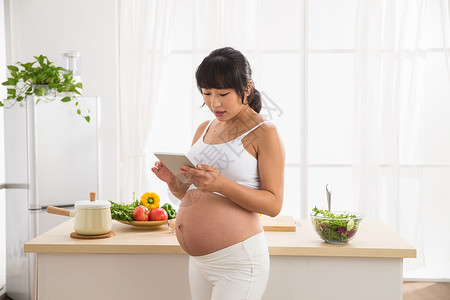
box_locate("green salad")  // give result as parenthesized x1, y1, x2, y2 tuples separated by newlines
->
(110, 199, 139, 222)
(311, 206, 362, 244)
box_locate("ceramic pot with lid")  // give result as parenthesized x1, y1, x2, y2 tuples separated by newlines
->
(47, 192, 112, 235)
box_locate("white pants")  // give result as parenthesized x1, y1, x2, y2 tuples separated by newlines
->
(189, 232, 270, 300)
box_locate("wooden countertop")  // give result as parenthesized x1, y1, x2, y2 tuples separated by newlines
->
(24, 218, 416, 258)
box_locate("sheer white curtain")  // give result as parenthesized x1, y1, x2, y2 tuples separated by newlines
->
(118, 0, 175, 203)
(353, 0, 437, 273)
(442, 0, 450, 81)
(193, 0, 261, 51)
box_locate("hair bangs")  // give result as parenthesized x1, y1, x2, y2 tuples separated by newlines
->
(196, 56, 241, 92)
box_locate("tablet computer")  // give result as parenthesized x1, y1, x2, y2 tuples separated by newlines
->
(154, 152, 198, 183)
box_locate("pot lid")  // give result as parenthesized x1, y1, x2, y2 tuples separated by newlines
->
(74, 192, 110, 209)
(75, 199, 110, 209)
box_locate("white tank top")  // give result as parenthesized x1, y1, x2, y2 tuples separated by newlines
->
(186, 119, 271, 192)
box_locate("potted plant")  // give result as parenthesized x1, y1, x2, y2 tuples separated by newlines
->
(1, 55, 90, 122)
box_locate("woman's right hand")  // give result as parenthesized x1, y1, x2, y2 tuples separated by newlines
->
(151, 161, 176, 184)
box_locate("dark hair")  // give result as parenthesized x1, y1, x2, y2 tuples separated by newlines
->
(195, 47, 262, 113)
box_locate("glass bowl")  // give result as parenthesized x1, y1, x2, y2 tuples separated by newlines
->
(167, 219, 176, 234)
(310, 211, 363, 244)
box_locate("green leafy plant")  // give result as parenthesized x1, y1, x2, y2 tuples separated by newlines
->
(1, 55, 90, 122)
(109, 193, 140, 223)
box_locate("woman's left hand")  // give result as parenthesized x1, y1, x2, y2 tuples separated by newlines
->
(180, 164, 222, 193)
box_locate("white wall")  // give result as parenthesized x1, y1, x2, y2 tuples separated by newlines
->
(0, 0, 7, 292)
(5, 0, 119, 201)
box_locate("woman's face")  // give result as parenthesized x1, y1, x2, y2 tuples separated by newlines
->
(201, 88, 249, 121)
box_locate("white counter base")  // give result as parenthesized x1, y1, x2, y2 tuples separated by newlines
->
(37, 253, 402, 300)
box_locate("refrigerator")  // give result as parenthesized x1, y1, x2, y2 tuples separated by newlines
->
(4, 96, 101, 300)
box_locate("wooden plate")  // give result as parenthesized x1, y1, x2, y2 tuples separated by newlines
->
(116, 220, 168, 228)
(70, 231, 115, 239)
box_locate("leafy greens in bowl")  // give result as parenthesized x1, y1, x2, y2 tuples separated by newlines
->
(310, 206, 362, 244)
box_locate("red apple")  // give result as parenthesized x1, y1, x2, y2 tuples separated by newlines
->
(149, 208, 168, 221)
(133, 205, 150, 221)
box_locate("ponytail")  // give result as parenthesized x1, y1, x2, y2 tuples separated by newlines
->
(247, 88, 262, 114)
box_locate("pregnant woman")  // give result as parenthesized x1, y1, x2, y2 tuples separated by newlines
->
(152, 47, 285, 300)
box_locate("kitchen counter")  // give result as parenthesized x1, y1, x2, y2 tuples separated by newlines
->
(25, 218, 416, 300)
(25, 218, 415, 258)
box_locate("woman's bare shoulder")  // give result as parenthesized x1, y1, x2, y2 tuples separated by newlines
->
(191, 120, 211, 146)
(242, 118, 281, 154)
(254, 120, 282, 149)
(256, 119, 279, 137)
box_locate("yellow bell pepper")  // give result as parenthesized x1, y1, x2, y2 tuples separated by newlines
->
(140, 192, 160, 210)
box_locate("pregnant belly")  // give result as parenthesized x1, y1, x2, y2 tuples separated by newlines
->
(175, 190, 262, 256)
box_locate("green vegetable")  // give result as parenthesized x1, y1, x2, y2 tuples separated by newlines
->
(161, 203, 177, 219)
(110, 193, 139, 222)
(312, 206, 357, 219)
(311, 206, 361, 244)
(346, 219, 355, 231)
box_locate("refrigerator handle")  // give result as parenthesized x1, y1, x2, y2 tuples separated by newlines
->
(27, 96, 39, 209)
(96, 96, 102, 200)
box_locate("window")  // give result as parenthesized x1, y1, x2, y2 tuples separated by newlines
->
(151, 0, 450, 280)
